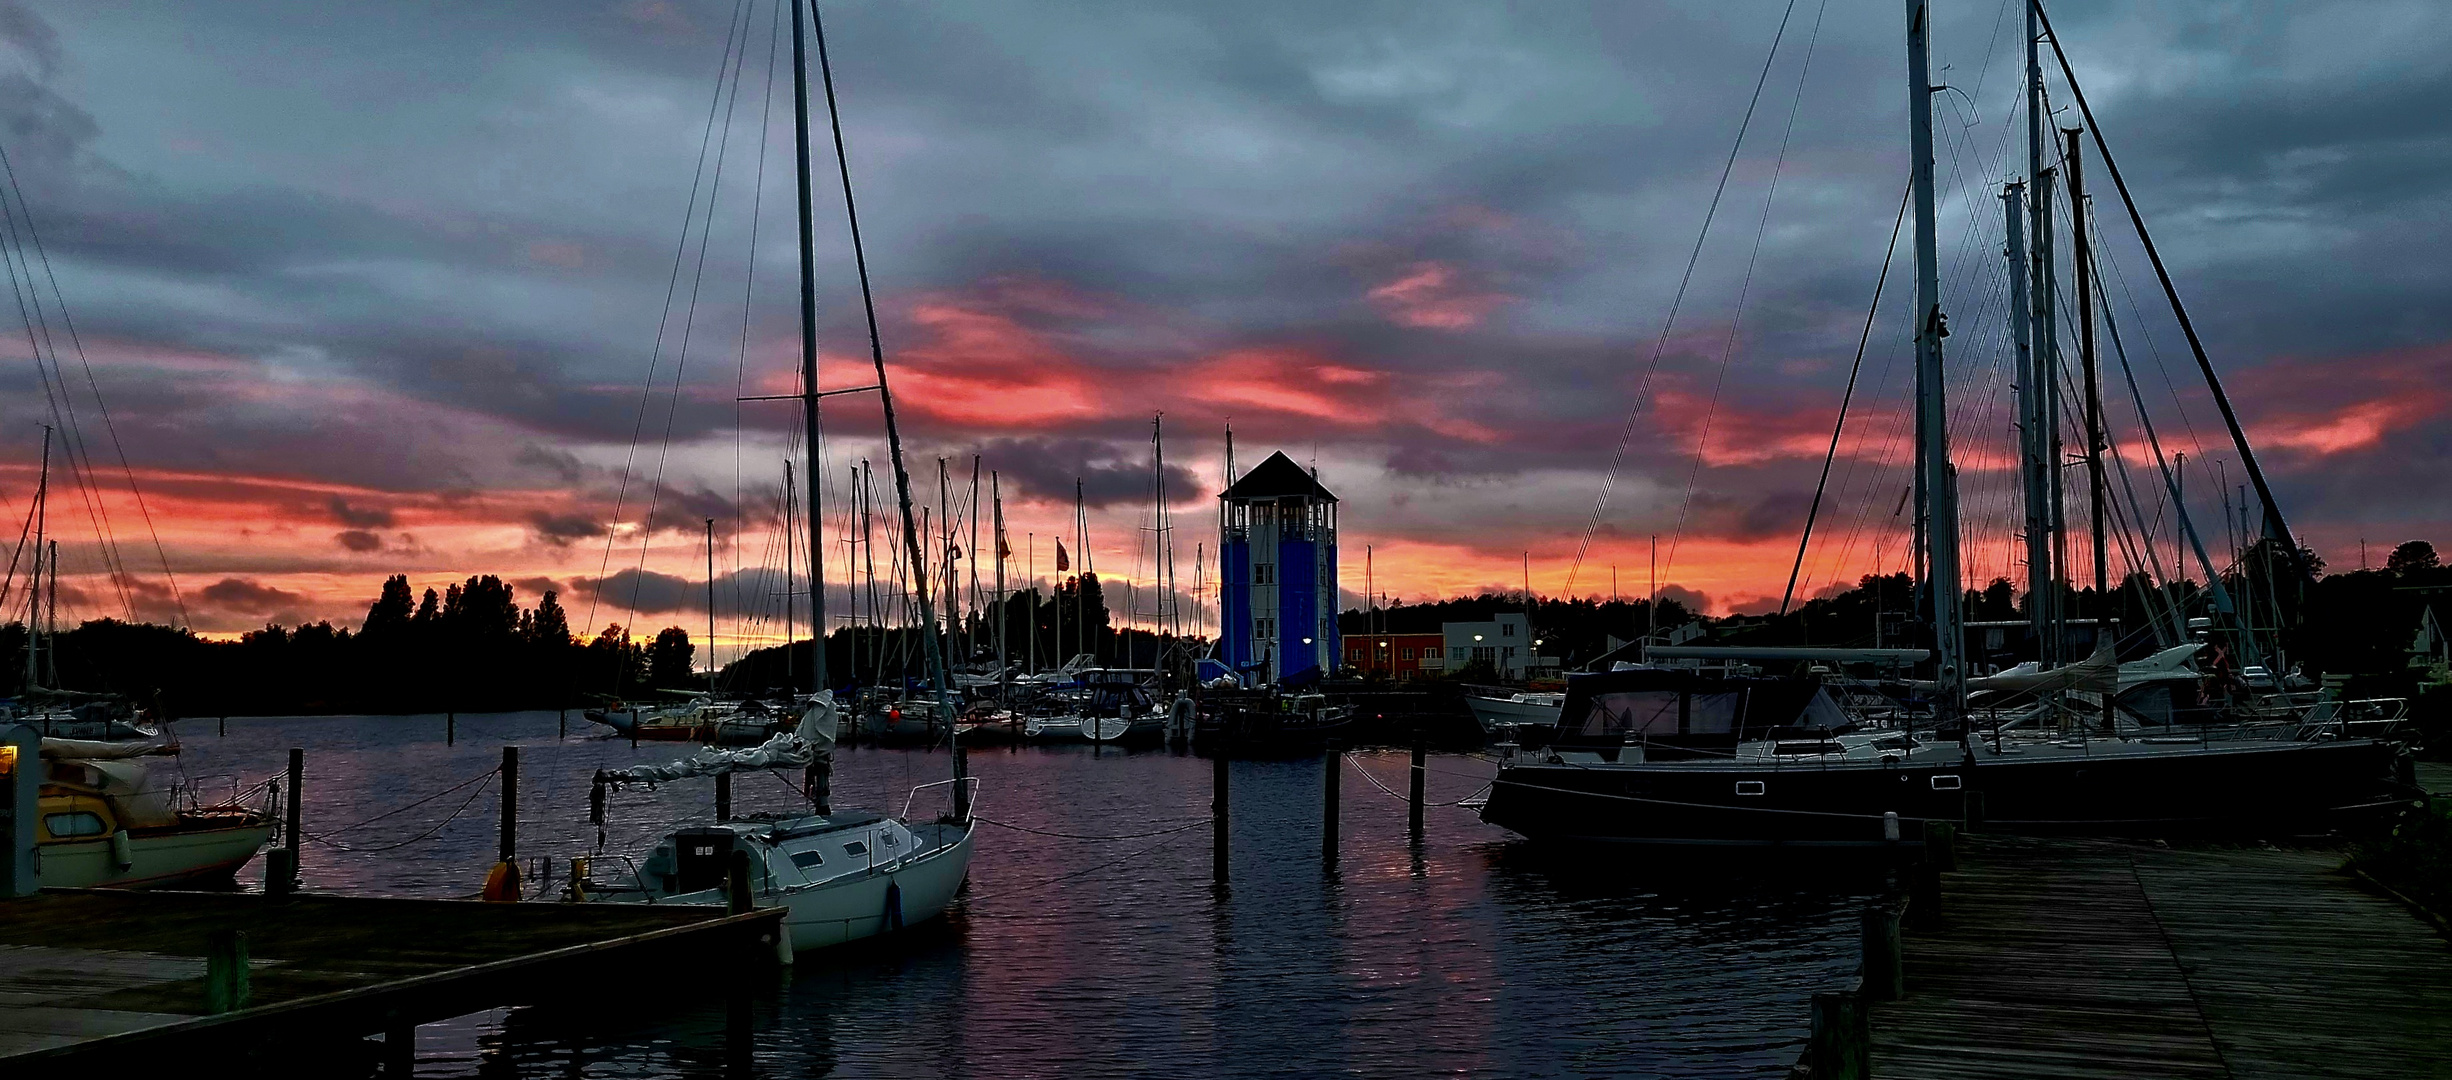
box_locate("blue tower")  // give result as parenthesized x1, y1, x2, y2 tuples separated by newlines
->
(1218, 451, 1339, 685)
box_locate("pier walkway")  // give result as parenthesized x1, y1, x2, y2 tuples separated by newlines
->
(1866, 835, 2452, 1079)
(0, 889, 783, 1067)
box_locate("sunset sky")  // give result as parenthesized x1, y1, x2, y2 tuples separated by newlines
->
(3, 1, 2448, 663)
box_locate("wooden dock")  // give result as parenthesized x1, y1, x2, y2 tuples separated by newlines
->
(0, 889, 783, 1067)
(1862, 835, 2452, 1079)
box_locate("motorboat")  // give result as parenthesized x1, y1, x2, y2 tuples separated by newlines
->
(34, 756, 277, 888)
(1463, 689, 1565, 734)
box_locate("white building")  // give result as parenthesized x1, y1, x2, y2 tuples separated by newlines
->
(1441, 613, 1538, 681)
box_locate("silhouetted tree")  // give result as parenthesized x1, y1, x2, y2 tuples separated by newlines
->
(647, 626, 696, 689)
(2390, 540, 2441, 577)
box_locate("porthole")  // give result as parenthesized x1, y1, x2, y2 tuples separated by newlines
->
(1735, 781, 1766, 797)
(1931, 775, 1963, 791)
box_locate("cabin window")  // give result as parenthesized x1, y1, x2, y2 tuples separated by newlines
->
(789, 850, 825, 869)
(1581, 690, 1680, 738)
(843, 841, 868, 857)
(1735, 781, 1767, 796)
(1930, 775, 1963, 791)
(45, 812, 108, 838)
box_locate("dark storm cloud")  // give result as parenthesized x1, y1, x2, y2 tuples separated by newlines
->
(198, 576, 304, 613)
(327, 497, 393, 528)
(3, 0, 2446, 588)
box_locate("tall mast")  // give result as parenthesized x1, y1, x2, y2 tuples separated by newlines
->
(788, 0, 828, 694)
(1076, 478, 1088, 664)
(2027, 2, 2064, 667)
(784, 461, 796, 687)
(705, 517, 718, 697)
(811, 1, 962, 808)
(2007, 182, 2051, 667)
(24, 427, 49, 690)
(2067, 127, 2111, 667)
(992, 471, 1008, 699)
(969, 455, 982, 667)
(1906, 0, 1965, 712)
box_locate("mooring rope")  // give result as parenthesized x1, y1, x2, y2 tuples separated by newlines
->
(299, 768, 500, 853)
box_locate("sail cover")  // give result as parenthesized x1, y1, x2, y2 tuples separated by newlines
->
(601, 692, 839, 787)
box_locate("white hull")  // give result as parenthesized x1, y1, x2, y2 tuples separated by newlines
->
(775, 821, 973, 951)
(1465, 693, 1563, 732)
(39, 823, 274, 889)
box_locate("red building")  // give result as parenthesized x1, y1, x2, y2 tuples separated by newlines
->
(1345, 632, 1447, 681)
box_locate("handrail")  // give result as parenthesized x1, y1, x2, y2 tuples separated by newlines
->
(901, 776, 981, 822)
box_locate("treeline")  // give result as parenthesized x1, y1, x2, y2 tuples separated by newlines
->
(2, 570, 1207, 716)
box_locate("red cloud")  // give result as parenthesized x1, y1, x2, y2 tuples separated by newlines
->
(1366, 261, 1510, 330)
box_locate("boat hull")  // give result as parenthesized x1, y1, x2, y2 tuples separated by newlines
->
(1480, 738, 2404, 846)
(777, 820, 973, 952)
(1464, 694, 1563, 733)
(38, 822, 275, 889)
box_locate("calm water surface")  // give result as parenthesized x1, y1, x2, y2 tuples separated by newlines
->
(168, 711, 1874, 1078)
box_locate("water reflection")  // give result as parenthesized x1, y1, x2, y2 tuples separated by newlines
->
(169, 715, 1870, 1077)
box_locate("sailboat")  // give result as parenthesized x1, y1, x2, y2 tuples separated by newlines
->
(1479, 0, 2406, 848)
(578, 0, 974, 951)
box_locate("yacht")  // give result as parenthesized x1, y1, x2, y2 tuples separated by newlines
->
(35, 756, 276, 888)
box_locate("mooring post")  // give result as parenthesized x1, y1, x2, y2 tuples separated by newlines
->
(1808, 991, 1869, 1080)
(1963, 790, 1985, 831)
(218, 715, 226, 738)
(1211, 753, 1230, 886)
(446, 710, 456, 746)
(499, 746, 518, 866)
(715, 771, 733, 822)
(1861, 905, 1903, 1002)
(263, 848, 294, 896)
(1322, 740, 1341, 866)
(284, 747, 303, 886)
(558, 707, 568, 740)
(727, 848, 753, 915)
(1408, 733, 1427, 837)
(1921, 819, 1956, 871)
(630, 709, 640, 750)
(205, 929, 250, 1014)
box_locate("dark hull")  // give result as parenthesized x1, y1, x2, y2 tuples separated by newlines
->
(1480, 738, 2404, 846)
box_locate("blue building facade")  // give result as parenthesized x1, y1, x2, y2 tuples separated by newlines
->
(1218, 451, 1339, 684)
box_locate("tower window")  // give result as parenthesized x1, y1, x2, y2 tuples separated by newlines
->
(1254, 563, 1275, 585)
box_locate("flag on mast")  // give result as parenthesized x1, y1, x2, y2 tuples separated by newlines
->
(1054, 541, 1070, 573)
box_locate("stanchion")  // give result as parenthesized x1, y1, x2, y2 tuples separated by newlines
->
(1808, 991, 1868, 1080)
(205, 930, 249, 1013)
(1861, 905, 1903, 1001)
(500, 747, 519, 866)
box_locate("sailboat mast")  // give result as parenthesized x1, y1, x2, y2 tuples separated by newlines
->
(2027, 0, 2064, 667)
(788, 0, 828, 695)
(993, 471, 1007, 699)
(784, 462, 796, 687)
(24, 427, 49, 690)
(1906, 0, 1965, 712)
(2007, 182, 2052, 668)
(969, 456, 982, 666)
(810, 2, 962, 808)
(706, 518, 718, 696)
(2067, 127, 2112, 665)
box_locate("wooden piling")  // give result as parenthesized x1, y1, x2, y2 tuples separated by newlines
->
(1211, 753, 1229, 886)
(1921, 819, 1956, 871)
(204, 929, 249, 1014)
(284, 748, 303, 884)
(263, 848, 294, 897)
(499, 747, 518, 866)
(715, 772, 733, 823)
(446, 711, 456, 746)
(558, 708, 567, 740)
(1808, 991, 1869, 1080)
(217, 715, 225, 738)
(1322, 741, 1341, 866)
(1408, 735, 1426, 837)
(1862, 905, 1903, 1002)
(1963, 790, 1985, 831)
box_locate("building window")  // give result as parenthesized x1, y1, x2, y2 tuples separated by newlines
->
(1256, 617, 1275, 639)
(1400, 647, 1415, 660)
(1502, 646, 1516, 659)
(1473, 646, 1495, 662)
(1502, 623, 1515, 637)
(1451, 646, 1466, 660)
(1254, 563, 1275, 585)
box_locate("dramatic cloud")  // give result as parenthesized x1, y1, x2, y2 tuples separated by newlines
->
(5, 0, 2449, 627)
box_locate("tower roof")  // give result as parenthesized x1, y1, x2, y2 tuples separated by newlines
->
(1221, 450, 1336, 502)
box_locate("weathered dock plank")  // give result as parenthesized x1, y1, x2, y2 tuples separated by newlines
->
(0, 889, 782, 1064)
(1866, 835, 2452, 1079)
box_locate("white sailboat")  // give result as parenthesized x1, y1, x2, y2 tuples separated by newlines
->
(579, 0, 975, 954)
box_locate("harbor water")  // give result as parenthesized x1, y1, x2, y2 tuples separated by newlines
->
(169, 711, 1876, 1077)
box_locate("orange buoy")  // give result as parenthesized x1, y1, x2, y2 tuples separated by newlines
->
(481, 859, 522, 902)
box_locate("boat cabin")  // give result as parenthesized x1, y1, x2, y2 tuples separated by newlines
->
(1547, 668, 1854, 762)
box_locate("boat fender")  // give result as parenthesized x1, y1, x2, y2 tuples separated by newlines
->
(883, 879, 903, 933)
(108, 829, 133, 871)
(482, 859, 523, 902)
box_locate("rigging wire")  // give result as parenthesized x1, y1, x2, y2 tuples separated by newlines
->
(1562, 0, 1802, 598)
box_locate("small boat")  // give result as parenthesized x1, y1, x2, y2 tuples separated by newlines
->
(35, 757, 276, 889)
(585, 693, 976, 954)
(1463, 689, 1565, 734)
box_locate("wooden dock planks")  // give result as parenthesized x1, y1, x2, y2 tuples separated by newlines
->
(1868, 836, 2452, 1080)
(0, 889, 782, 1063)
